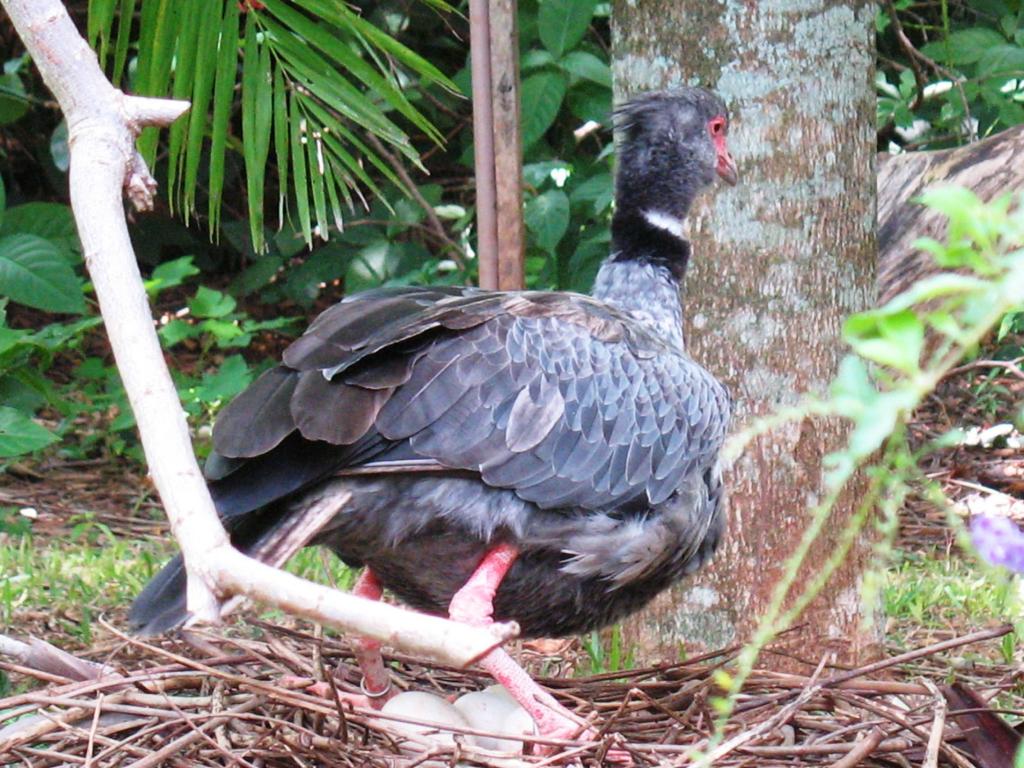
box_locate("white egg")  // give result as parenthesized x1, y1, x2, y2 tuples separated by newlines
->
(501, 704, 537, 747)
(453, 689, 535, 753)
(484, 683, 517, 703)
(381, 690, 472, 750)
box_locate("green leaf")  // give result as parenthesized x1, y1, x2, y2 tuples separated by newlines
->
(230, 253, 285, 296)
(88, 0, 119, 62)
(111, 0, 138, 85)
(847, 393, 901, 458)
(290, 92, 313, 246)
(159, 318, 201, 347)
(520, 72, 567, 148)
(920, 27, 1006, 65)
(434, 204, 466, 220)
(977, 43, 1024, 76)
(0, 174, 5, 232)
(276, 244, 347, 304)
(182, 0, 221, 216)
(522, 50, 556, 70)
(0, 72, 29, 126)
(843, 309, 925, 374)
(344, 238, 401, 293)
(302, 98, 396, 191)
(0, 406, 58, 457)
(50, 121, 70, 173)
(830, 356, 877, 410)
(195, 356, 253, 405)
(201, 319, 247, 348)
(208, 1, 241, 235)
(567, 81, 611, 124)
(0, 234, 85, 313)
(559, 50, 611, 87)
(242, 15, 273, 252)
(539, 0, 598, 57)
(308, 0, 459, 93)
(273, 65, 290, 224)
(146, 255, 199, 297)
(307, 127, 330, 240)
(165, 0, 203, 210)
(188, 286, 236, 318)
(877, 272, 988, 314)
(523, 160, 572, 187)
(566, 227, 610, 291)
(196, 356, 252, 404)
(0, 326, 29, 356)
(0, 375, 46, 417)
(1, 203, 80, 261)
(263, 19, 407, 146)
(998, 310, 1024, 340)
(571, 171, 613, 214)
(525, 189, 570, 253)
(261, 0, 442, 143)
(134, 0, 177, 163)
(24, 316, 100, 351)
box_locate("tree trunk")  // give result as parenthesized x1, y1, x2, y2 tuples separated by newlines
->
(878, 125, 1024, 303)
(612, 0, 880, 670)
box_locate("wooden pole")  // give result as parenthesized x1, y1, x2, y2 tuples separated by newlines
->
(489, 0, 525, 290)
(469, 0, 499, 290)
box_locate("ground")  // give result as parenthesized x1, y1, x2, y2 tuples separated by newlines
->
(0, 358, 1021, 765)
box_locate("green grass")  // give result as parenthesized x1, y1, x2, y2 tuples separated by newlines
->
(884, 550, 1021, 665)
(884, 552, 1018, 628)
(580, 625, 635, 676)
(0, 520, 358, 649)
(0, 522, 170, 645)
(283, 546, 356, 589)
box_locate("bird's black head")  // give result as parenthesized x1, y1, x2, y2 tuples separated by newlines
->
(610, 87, 737, 277)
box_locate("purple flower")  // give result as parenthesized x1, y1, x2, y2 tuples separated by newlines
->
(971, 515, 1024, 573)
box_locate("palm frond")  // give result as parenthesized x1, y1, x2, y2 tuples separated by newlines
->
(86, 0, 459, 252)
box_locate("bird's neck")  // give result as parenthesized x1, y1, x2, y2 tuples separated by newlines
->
(592, 208, 690, 349)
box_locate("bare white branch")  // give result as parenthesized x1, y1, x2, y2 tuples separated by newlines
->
(122, 94, 191, 128)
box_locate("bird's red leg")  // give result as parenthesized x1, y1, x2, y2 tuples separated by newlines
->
(350, 568, 393, 707)
(448, 544, 591, 744)
(295, 568, 394, 709)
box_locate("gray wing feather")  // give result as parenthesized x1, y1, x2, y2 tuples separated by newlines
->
(213, 287, 730, 517)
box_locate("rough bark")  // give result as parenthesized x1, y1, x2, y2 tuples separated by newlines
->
(612, 0, 880, 669)
(878, 125, 1024, 303)
(470, 0, 525, 291)
(1, 0, 514, 669)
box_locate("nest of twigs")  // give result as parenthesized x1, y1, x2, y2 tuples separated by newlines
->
(0, 619, 1017, 767)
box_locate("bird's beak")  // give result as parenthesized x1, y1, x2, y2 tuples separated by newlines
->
(716, 149, 738, 186)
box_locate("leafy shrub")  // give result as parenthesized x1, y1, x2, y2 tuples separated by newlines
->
(878, 0, 1024, 149)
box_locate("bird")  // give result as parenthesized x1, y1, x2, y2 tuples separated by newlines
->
(130, 86, 738, 745)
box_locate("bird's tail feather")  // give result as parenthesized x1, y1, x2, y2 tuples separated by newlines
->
(128, 554, 189, 635)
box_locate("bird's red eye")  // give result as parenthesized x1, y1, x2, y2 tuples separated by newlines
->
(709, 117, 726, 136)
